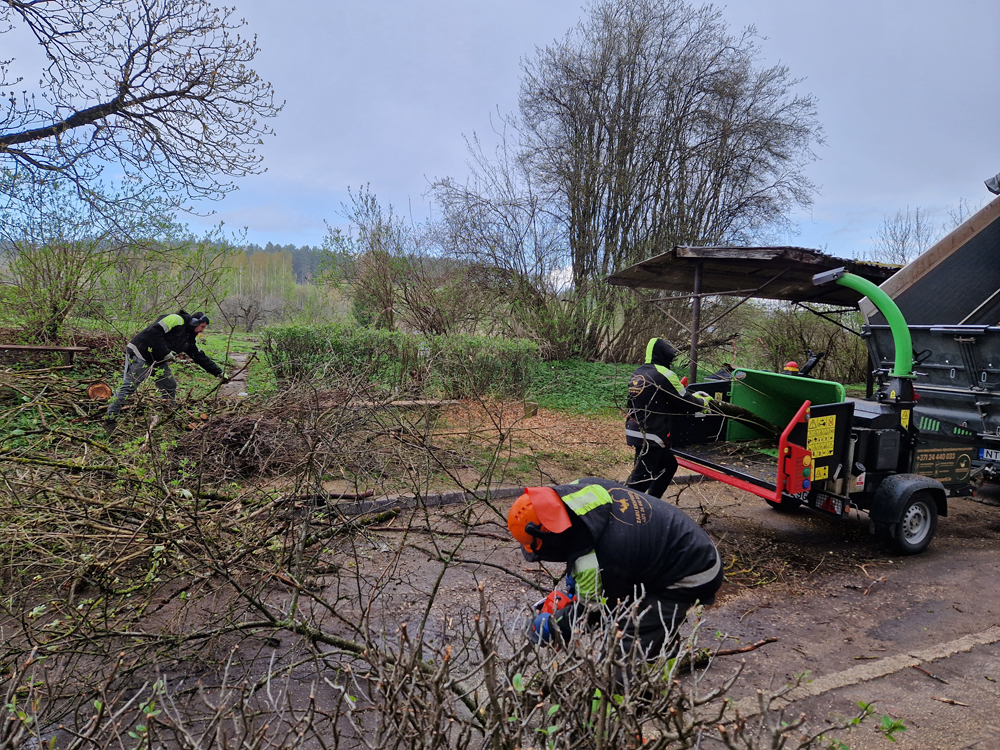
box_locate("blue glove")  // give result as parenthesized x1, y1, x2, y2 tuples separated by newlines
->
(565, 572, 576, 596)
(529, 597, 576, 645)
(530, 612, 555, 644)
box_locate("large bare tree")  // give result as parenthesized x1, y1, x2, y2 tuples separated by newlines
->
(0, 0, 281, 210)
(432, 133, 586, 358)
(444, 0, 822, 360)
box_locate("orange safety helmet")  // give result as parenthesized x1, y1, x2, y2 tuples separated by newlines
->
(783, 361, 800, 372)
(507, 487, 572, 553)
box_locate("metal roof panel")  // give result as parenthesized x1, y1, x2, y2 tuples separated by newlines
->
(607, 245, 897, 306)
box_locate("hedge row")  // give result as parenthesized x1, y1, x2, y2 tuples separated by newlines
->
(260, 324, 540, 399)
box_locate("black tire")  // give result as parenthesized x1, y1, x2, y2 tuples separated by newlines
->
(880, 490, 938, 555)
(766, 497, 802, 512)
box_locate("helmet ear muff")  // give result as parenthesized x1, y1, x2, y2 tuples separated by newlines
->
(524, 522, 545, 551)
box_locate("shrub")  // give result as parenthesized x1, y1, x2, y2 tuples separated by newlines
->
(423, 334, 540, 399)
(742, 303, 869, 384)
(261, 324, 540, 399)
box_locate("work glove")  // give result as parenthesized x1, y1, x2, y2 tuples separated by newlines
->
(692, 391, 712, 411)
(530, 607, 576, 645)
(161, 352, 176, 363)
(530, 585, 577, 645)
(530, 612, 558, 644)
(219, 371, 231, 384)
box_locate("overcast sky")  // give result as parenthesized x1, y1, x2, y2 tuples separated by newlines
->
(189, 0, 1000, 258)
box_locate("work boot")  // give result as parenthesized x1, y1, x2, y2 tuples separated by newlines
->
(102, 417, 118, 437)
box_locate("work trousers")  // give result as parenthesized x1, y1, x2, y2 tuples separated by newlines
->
(617, 563, 725, 660)
(106, 351, 177, 418)
(626, 442, 678, 499)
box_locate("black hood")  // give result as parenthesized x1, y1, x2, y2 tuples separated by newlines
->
(646, 338, 677, 367)
(520, 479, 617, 564)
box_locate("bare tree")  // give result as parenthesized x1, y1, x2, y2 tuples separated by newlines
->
(945, 197, 983, 232)
(440, 0, 823, 360)
(0, 0, 281, 210)
(865, 206, 937, 266)
(322, 187, 485, 335)
(432, 133, 587, 358)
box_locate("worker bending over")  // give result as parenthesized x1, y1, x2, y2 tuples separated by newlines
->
(104, 310, 228, 434)
(508, 478, 722, 659)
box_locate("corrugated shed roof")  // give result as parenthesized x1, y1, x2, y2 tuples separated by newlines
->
(607, 245, 898, 306)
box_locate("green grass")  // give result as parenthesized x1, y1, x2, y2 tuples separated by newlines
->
(196, 330, 277, 395)
(844, 382, 868, 399)
(529, 359, 631, 414)
(527, 357, 729, 415)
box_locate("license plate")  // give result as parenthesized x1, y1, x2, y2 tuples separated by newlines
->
(980, 448, 1000, 462)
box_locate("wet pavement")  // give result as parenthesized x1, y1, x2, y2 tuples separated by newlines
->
(694, 491, 1000, 749)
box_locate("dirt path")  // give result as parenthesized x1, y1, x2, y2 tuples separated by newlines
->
(312, 470, 1000, 748)
(220, 351, 250, 398)
(152, 393, 1000, 746)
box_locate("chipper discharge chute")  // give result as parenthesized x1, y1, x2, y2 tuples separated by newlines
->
(861, 195, 1000, 500)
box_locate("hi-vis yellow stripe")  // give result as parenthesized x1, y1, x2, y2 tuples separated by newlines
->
(159, 313, 184, 331)
(656, 365, 685, 394)
(572, 551, 601, 600)
(562, 485, 612, 516)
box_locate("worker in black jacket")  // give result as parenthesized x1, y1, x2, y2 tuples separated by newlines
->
(104, 311, 228, 433)
(507, 478, 722, 658)
(625, 338, 710, 498)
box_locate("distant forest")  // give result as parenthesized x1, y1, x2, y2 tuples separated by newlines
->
(245, 242, 326, 283)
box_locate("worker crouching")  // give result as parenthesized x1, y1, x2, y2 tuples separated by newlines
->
(507, 478, 722, 660)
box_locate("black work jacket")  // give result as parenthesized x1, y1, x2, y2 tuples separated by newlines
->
(528, 478, 720, 607)
(129, 311, 222, 377)
(625, 338, 703, 448)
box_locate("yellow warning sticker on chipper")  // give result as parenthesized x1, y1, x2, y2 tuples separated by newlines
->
(814, 465, 829, 480)
(806, 415, 836, 458)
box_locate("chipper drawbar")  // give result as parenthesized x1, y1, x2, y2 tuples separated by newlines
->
(671, 268, 949, 555)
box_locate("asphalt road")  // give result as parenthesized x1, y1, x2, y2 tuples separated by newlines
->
(694, 490, 1000, 750)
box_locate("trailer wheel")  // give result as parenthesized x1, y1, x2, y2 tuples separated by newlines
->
(880, 490, 938, 555)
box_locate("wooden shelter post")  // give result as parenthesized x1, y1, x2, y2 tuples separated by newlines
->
(689, 262, 702, 384)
